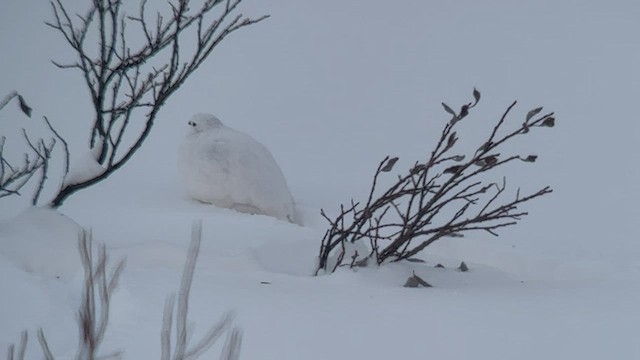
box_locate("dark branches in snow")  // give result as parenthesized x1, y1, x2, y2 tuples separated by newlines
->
(316, 89, 555, 274)
(44, 0, 268, 207)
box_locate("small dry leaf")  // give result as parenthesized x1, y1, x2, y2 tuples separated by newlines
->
(541, 117, 555, 127)
(474, 159, 486, 167)
(446, 233, 464, 238)
(484, 154, 499, 165)
(411, 164, 427, 174)
(458, 104, 469, 119)
(444, 165, 464, 174)
(477, 141, 492, 153)
(434, 264, 445, 269)
(526, 107, 543, 122)
(451, 155, 465, 162)
(405, 258, 426, 263)
(381, 157, 399, 172)
(442, 102, 456, 117)
(522, 155, 538, 163)
(473, 88, 481, 104)
(17, 95, 32, 118)
(446, 132, 457, 149)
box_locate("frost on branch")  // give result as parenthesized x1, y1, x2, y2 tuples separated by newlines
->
(316, 89, 555, 275)
(0, 92, 68, 205)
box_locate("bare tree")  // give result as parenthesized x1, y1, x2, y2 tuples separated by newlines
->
(316, 89, 555, 274)
(0, 0, 268, 207)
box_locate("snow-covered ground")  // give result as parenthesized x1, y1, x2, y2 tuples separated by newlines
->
(1, 1, 639, 359)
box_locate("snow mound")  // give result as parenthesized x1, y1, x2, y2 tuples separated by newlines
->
(177, 113, 296, 223)
(0, 207, 83, 279)
(251, 237, 318, 276)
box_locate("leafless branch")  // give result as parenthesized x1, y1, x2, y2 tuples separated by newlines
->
(43, 115, 71, 189)
(161, 220, 241, 360)
(74, 229, 126, 360)
(46, 0, 269, 207)
(316, 89, 555, 274)
(0, 133, 56, 201)
(0, 91, 19, 112)
(0, 93, 69, 205)
(37, 329, 55, 360)
(11, 231, 125, 360)
(5, 331, 28, 360)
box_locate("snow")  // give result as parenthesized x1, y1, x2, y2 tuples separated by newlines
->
(0, 207, 82, 279)
(62, 149, 106, 187)
(178, 113, 296, 223)
(1, 1, 640, 359)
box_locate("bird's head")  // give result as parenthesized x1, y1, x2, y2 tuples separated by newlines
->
(187, 113, 224, 134)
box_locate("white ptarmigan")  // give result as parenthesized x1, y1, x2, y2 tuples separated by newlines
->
(177, 113, 296, 223)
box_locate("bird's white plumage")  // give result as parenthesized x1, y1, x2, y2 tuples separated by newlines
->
(178, 113, 296, 222)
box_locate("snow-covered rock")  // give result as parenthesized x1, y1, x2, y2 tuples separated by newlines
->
(177, 113, 296, 223)
(0, 207, 83, 279)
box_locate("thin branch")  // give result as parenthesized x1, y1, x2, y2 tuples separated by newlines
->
(37, 329, 55, 360)
(161, 220, 239, 360)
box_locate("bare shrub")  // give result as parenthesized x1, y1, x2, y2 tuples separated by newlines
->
(316, 89, 555, 274)
(1, 0, 268, 207)
(46, 0, 268, 207)
(7, 222, 241, 360)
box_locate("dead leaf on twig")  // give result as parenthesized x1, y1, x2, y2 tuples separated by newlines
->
(381, 157, 399, 172)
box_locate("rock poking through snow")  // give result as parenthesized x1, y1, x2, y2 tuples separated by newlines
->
(177, 113, 296, 223)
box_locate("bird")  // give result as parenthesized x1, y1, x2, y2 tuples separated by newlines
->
(177, 113, 296, 223)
